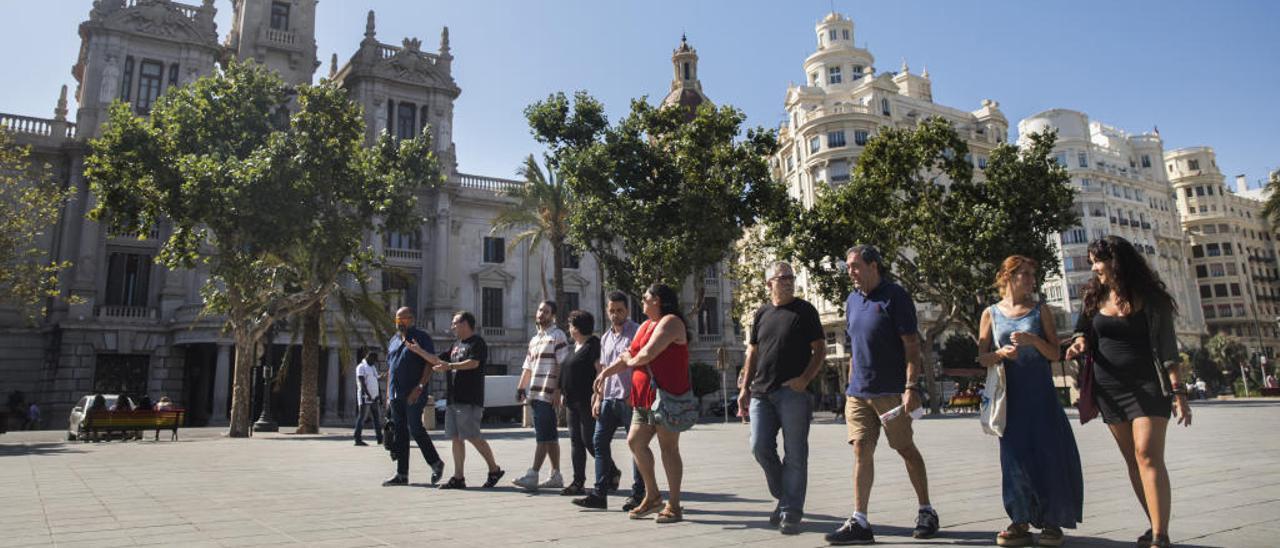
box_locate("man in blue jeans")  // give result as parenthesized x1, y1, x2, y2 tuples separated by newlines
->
(738, 261, 826, 535)
(573, 291, 645, 510)
(382, 307, 446, 486)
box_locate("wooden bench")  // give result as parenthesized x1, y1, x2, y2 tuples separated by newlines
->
(83, 409, 185, 441)
(947, 395, 981, 413)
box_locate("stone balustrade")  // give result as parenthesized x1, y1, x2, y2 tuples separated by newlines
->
(454, 172, 522, 193)
(0, 113, 76, 139)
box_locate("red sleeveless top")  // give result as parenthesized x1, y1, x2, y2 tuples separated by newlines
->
(629, 318, 691, 408)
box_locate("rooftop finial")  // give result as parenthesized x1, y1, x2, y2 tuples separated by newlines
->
(54, 84, 68, 121)
(329, 53, 337, 77)
(365, 10, 376, 39)
(921, 64, 929, 78)
(440, 26, 451, 55)
(901, 57, 909, 74)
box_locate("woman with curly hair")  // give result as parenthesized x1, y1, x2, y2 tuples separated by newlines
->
(1065, 236, 1192, 548)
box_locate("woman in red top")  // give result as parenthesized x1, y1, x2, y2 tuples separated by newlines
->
(621, 284, 690, 523)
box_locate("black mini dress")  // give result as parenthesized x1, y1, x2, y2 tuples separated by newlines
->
(1091, 312, 1172, 424)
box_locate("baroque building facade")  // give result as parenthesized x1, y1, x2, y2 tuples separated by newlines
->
(767, 12, 1010, 384)
(1017, 109, 1206, 347)
(0, 0, 742, 427)
(1166, 147, 1280, 358)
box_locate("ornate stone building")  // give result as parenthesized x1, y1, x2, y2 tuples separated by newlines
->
(1167, 147, 1280, 358)
(0, 0, 742, 427)
(767, 12, 1010, 377)
(1017, 109, 1206, 346)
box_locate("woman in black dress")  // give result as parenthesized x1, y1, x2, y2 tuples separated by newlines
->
(1065, 236, 1192, 548)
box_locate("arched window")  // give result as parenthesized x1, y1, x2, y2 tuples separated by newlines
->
(683, 62, 690, 80)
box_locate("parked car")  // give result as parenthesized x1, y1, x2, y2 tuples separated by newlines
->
(67, 394, 133, 441)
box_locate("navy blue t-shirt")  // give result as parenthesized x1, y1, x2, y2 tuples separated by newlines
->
(387, 327, 435, 401)
(845, 281, 917, 397)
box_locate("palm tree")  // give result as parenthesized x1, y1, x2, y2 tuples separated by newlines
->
(1262, 169, 1280, 231)
(492, 154, 573, 326)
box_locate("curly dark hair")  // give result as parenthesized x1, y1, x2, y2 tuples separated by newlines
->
(1082, 235, 1178, 318)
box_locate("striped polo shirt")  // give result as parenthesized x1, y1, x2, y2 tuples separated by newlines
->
(522, 325, 569, 402)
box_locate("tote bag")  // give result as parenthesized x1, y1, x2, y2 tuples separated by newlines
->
(979, 363, 1007, 437)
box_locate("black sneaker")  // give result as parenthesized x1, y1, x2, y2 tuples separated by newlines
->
(482, 469, 505, 488)
(381, 474, 408, 486)
(560, 482, 586, 496)
(768, 507, 783, 527)
(780, 519, 802, 535)
(913, 508, 939, 539)
(621, 495, 643, 512)
(430, 461, 445, 484)
(354, 440, 369, 446)
(572, 493, 607, 510)
(826, 517, 874, 545)
(438, 477, 466, 490)
(607, 467, 622, 492)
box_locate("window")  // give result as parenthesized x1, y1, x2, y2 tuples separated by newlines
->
(978, 156, 988, 169)
(1234, 303, 1247, 317)
(1062, 228, 1088, 245)
(1207, 243, 1221, 257)
(1141, 155, 1151, 168)
(828, 29, 838, 41)
(880, 98, 891, 116)
(1184, 187, 1192, 197)
(270, 2, 290, 30)
(1214, 284, 1229, 297)
(1231, 283, 1241, 296)
(809, 136, 821, 154)
(1077, 152, 1088, 168)
(1218, 304, 1233, 318)
(563, 244, 580, 269)
(1054, 152, 1067, 167)
(136, 60, 163, 113)
(1223, 243, 1233, 255)
(827, 130, 846, 148)
(1210, 263, 1225, 277)
(842, 29, 850, 40)
(168, 63, 179, 87)
(381, 271, 417, 313)
(1225, 263, 1237, 275)
(809, 72, 818, 85)
(1188, 159, 1200, 171)
(852, 65, 864, 77)
(698, 297, 721, 335)
(1195, 265, 1208, 278)
(384, 230, 420, 250)
(1199, 285, 1212, 299)
(482, 237, 505, 263)
(105, 252, 152, 307)
(396, 102, 417, 140)
(93, 354, 150, 397)
(828, 66, 842, 84)
(682, 62, 690, 80)
(120, 56, 134, 101)
(1192, 245, 1204, 258)
(854, 130, 869, 146)
(481, 287, 503, 328)
(564, 292, 580, 314)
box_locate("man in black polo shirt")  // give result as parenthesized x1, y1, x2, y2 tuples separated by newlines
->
(430, 311, 504, 489)
(738, 261, 826, 535)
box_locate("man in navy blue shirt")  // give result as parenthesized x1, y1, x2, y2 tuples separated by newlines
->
(382, 307, 446, 486)
(826, 245, 938, 545)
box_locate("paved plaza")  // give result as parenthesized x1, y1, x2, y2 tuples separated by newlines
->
(1, 400, 1277, 547)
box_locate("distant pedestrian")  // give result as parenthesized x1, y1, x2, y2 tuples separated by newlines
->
(826, 244, 939, 545)
(353, 352, 383, 446)
(24, 402, 41, 430)
(431, 311, 504, 490)
(977, 255, 1082, 546)
(155, 396, 173, 411)
(738, 261, 826, 535)
(382, 306, 446, 487)
(512, 301, 568, 491)
(575, 291, 644, 511)
(1065, 236, 1190, 548)
(559, 309, 601, 496)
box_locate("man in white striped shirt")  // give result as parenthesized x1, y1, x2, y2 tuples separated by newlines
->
(512, 300, 569, 491)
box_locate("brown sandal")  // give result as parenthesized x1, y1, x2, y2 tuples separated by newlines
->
(628, 498, 664, 519)
(996, 523, 1032, 547)
(655, 504, 683, 523)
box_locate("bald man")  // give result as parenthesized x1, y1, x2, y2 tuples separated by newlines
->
(382, 307, 446, 486)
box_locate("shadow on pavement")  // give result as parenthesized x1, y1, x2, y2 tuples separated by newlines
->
(0, 442, 87, 457)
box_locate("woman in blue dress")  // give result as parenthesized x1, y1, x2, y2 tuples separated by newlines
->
(977, 255, 1084, 546)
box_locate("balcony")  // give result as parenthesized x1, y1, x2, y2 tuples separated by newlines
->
(384, 248, 422, 262)
(455, 172, 523, 193)
(1142, 222, 1152, 229)
(481, 326, 507, 338)
(0, 113, 76, 139)
(95, 305, 156, 321)
(265, 28, 297, 46)
(697, 333, 723, 345)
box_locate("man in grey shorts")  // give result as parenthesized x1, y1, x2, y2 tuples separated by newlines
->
(428, 311, 504, 489)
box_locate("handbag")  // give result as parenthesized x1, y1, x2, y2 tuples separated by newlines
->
(1075, 355, 1099, 425)
(979, 363, 1007, 437)
(649, 366, 698, 432)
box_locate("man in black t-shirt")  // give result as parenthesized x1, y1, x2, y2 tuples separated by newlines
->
(426, 311, 504, 489)
(737, 261, 826, 535)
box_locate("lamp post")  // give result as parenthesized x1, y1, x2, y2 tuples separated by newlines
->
(253, 324, 280, 433)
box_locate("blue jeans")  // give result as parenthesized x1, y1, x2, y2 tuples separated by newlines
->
(750, 388, 812, 521)
(389, 397, 442, 477)
(353, 401, 383, 443)
(593, 398, 645, 500)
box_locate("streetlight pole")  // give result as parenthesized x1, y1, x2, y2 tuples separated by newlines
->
(254, 324, 279, 433)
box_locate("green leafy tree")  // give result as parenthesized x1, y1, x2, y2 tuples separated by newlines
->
(939, 333, 979, 372)
(689, 361, 722, 415)
(777, 118, 1076, 413)
(0, 130, 75, 324)
(562, 97, 788, 311)
(1260, 169, 1280, 231)
(1206, 333, 1250, 395)
(85, 61, 434, 437)
(491, 154, 571, 325)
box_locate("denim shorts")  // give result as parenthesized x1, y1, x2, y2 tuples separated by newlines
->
(530, 399, 559, 442)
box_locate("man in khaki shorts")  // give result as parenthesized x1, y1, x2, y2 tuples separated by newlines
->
(826, 245, 938, 545)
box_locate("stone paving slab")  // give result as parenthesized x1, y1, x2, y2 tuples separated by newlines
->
(2, 400, 1277, 547)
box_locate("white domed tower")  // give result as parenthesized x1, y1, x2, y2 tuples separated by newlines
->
(802, 12, 874, 88)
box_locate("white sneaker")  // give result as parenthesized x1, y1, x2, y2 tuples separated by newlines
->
(538, 470, 564, 489)
(512, 468, 539, 490)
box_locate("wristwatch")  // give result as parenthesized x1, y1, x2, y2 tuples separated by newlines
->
(416, 383, 425, 390)
(904, 383, 922, 392)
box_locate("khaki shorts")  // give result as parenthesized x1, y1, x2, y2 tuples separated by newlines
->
(632, 407, 658, 427)
(845, 395, 914, 450)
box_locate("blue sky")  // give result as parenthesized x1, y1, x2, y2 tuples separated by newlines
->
(3, 1, 1277, 187)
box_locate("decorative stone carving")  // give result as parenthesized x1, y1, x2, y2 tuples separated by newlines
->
(96, 0, 218, 45)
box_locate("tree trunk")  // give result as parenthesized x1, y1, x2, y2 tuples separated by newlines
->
(296, 300, 323, 434)
(921, 322, 948, 415)
(228, 328, 258, 438)
(552, 235, 567, 328)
